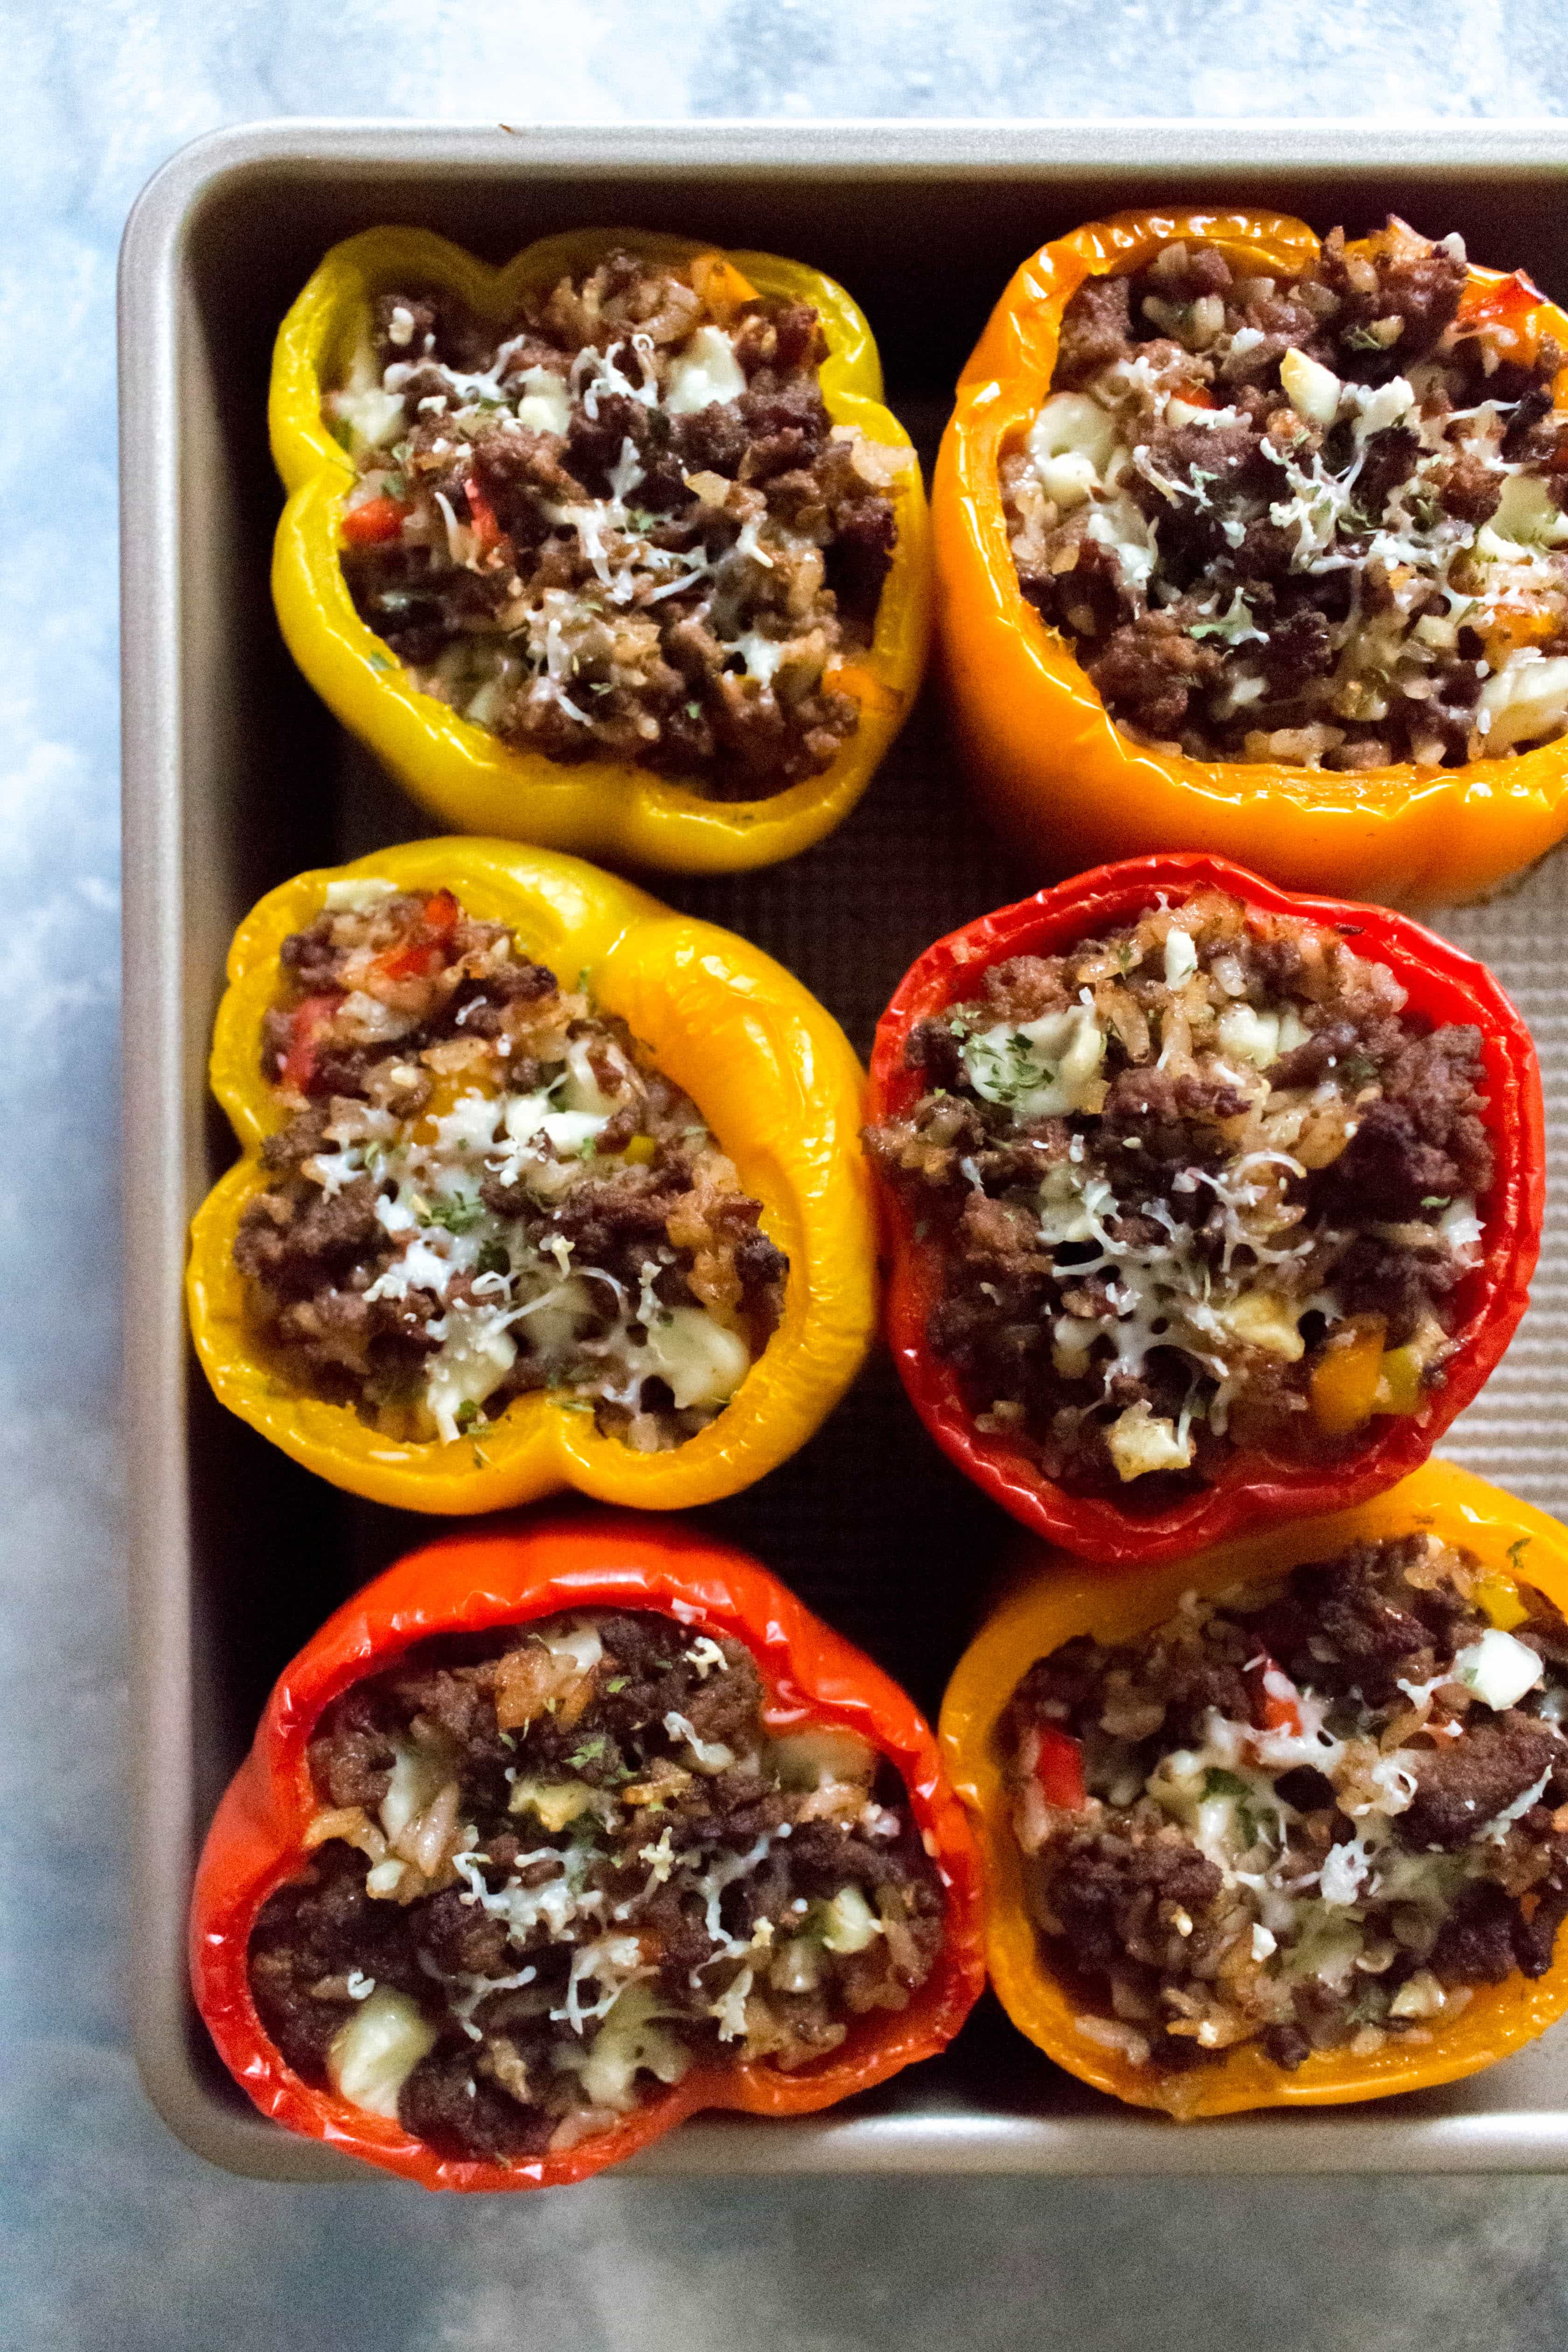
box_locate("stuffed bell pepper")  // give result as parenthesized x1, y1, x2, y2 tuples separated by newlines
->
(191, 1513, 985, 2188)
(941, 1462, 1568, 2117)
(863, 853, 1541, 1566)
(934, 206, 1568, 905)
(187, 839, 876, 1512)
(271, 227, 930, 873)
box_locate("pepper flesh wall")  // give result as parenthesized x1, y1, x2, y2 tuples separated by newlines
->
(865, 854, 1542, 1567)
(190, 1514, 986, 2188)
(939, 1464, 1568, 2117)
(271, 229, 931, 873)
(187, 839, 878, 1516)
(934, 207, 1568, 903)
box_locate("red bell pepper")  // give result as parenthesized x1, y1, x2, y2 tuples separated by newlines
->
(340, 494, 409, 547)
(864, 851, 1544, 1570)
(1031, 1727, 1087, 1810)
(1245, 1654, 1304, 1738)
(464, 476, 506, 558)
(189, 1511, 986, 2191)
(279, 993, 340, 1095)
(368, 888, 461, 983)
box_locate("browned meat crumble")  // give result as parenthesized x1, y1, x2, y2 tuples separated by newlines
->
(1005, 217, 1568, 769)
(235, 879, 786, 1449)
(864, 891, 1491, 1500)
(250, 1609, 944, 2160)
(1004, 1534, 1568, 2114)
(328, 248, 907, 799)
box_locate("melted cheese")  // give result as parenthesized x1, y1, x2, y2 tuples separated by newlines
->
(1106, 1401, 1194, 1481)
(1453, 1627, 1545, 1711)
(327, 1989, 438, 2117)
(666, 324, 746, 414)
(634, 1307, 750, 1411)
(961, 1002, 1106, 1121)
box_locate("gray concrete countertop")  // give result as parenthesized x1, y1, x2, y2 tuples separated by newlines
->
(11, 5, 1568, 2345)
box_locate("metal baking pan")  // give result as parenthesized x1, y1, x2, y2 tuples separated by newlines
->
(121, 118, 1568, 2179)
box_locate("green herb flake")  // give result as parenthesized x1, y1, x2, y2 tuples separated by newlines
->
(1202, 1767, 1251, 1800)
(476, 1239, 510, 1277)
(568, 1736, 608, 1770)
(1421, 1196, 1451, 1210)
(1344, 323, 1388, 352)
(605, 1675, 629, 1694)
(1508, 1536, 1533, 1574)
(424, 1194, 481, 1235)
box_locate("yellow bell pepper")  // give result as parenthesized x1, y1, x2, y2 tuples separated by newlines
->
(934, 207, 1568, 908)
(270, 227, 930, 875)
(940, 1461, 1568, 2117)
(186, 838, 877, 1512)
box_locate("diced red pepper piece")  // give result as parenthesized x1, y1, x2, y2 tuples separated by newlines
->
(1032, 1724, 1087, 1809)
(465, 477, 506, 557)
(1245, 1654, 1303, 1738)
(279, 994, 341, 1094)
(371, 890, 462, 983)
(1456, 270, 1547, 368)
(341, 495, 409, 547)
(422, 888, 459, 942)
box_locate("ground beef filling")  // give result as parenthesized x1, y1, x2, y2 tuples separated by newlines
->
(248, 1609, 945, 2161)
(1004, 216, 1568, 769)
(327, 249, 906, 800)
(864, 890, 1490, 1501)
(234, 879, 787, 1449)
(1004, 1535, 1568, 2115)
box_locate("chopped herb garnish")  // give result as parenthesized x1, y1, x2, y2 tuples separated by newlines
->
(424, 1194, 481, 1235)
(1421, 1196, 1451, 1210)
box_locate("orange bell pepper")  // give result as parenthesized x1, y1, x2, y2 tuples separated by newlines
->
(941, 1461, 1568, 2116)
(933, 207, 1568, 907)
(191, 1511, 986, 2189)
(185, 838, 876, 1514)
